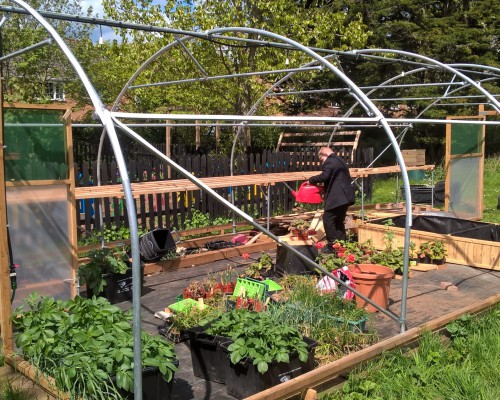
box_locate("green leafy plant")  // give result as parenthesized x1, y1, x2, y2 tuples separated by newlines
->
(206, 309, 309, 374)
(288, 219, 310, 234)
(78, 247, 130, 295)
(167, 303, 224, 338)
(370, 247, 404, 273)
(320, 305, 500, 399)
(267, 276, 373, 365)
(409, 241, 417, 259)
(242, 252, 273, 279)
(418, 241, 432, 261)
(12, 294, 177, 399)
(429, 240, 447, 262)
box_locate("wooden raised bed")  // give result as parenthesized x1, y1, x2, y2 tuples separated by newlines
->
(142, 234, 275, 275)
(358, 219, 500, 271)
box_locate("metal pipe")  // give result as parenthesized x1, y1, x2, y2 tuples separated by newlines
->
(0, 38, 52, 62)
(128, 66, 323, 89)
(9, 1, 144, 395)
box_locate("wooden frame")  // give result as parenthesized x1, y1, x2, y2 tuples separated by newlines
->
(0, 103, 77, 355)
(276, 130, 361, 163)
(445, 116, 485, 220)
(74, 165, 434, 200)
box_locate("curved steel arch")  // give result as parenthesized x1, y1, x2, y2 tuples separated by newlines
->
(2, 8, 500, 394)
(109, 26, 415, 331)
(7, 1, 145, 396)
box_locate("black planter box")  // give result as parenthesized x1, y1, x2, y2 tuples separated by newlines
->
(220, 337, 317, 399)
(114, 362, 178, 400)
(87, 266, 144, 304)
(187, 325, 230, 384)
(275, 245, 318, 275)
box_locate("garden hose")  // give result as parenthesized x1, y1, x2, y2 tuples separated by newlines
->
(7, 224, 18, 304)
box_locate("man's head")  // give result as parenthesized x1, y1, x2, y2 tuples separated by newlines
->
(318, 147, 333, 163)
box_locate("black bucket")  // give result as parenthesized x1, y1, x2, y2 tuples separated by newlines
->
(139, 229, 177, 262)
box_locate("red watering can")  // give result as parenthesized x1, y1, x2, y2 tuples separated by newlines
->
(284, 181, 324, 204)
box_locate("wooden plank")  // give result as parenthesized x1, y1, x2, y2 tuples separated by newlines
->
(410, 263, 438, 271)
(281, 131, 360, 138)
(75, 166, 435, 200)
(245, 293, 500, 400)
(142, 236, 275, 275)
(5, 355, 71, 400)
(0, 90, 15, 354)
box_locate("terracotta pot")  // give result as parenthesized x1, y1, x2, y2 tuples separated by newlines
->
(220, 282, 236, 294)
(347, 264, 394, 313)
(235, 297, 248, 310)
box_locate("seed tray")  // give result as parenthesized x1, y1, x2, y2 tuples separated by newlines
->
(168, 298, 203, 313)
(232, 278, 267, 300)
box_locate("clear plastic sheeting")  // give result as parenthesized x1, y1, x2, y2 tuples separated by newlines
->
(6, 184, 73, 309)
(449, 156, 482, 219)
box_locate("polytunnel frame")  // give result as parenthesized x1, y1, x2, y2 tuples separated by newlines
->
(1, 1, 499, 398)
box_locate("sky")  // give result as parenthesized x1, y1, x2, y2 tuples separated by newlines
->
(80, 0, 116, 43)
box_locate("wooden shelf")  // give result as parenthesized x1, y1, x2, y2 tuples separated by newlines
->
(75, 166, 435, 200)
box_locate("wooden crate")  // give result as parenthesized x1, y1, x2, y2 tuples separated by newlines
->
(402, 149, 426, 166)
(358, 221, 500, 271)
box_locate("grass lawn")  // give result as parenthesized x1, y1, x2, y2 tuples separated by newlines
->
(370, 155, 500, 224)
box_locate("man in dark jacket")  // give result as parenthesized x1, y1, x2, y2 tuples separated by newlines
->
(308, 147, 355, 253)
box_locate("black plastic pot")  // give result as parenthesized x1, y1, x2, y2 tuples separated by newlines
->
(139, 229, 177, 262)
(86, 266, 144, 304)
(114, 361, 178, 400)
(220, 337, 317, 399)
(187, 325, 230, 383)
(400, 185, 433, 204)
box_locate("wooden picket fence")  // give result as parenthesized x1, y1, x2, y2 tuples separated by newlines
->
(76, 148, 373, 236)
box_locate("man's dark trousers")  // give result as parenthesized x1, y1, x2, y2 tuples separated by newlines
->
(323, 204, 349, 246)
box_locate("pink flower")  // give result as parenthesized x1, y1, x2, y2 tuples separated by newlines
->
(315, 242, 325, 249)
(346, 253, 356, 263)
(242, 253, 250, 260)
(337, 251, 345, 258)
(332, 243, 340, 250)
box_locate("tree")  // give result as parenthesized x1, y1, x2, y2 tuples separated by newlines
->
(0, 0, 93, 102)
(99, 0, 371, 117)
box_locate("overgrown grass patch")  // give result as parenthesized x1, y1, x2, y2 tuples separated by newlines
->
(320, 304, 500, 399)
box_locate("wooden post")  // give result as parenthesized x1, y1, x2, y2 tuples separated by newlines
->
(0, 92, 14, 354)
(195, 120, 201, 150)
(246, 126, 251, 148)
(215, 123, 220, 153)
(65, 109, 78, 299)
(166, 120, 172, 178)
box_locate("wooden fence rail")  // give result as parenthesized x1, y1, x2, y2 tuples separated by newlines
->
(75, 148, 373, 236)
